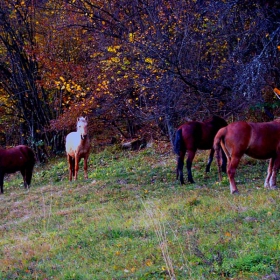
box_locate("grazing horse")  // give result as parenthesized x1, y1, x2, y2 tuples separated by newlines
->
(174, 115, 227, 184)
(66, 117, 91, 181)
(0, 145, 36, 194)
(214, 120, 280, 194)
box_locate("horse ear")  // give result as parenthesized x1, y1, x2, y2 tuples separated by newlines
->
(77, 117, 80, 122)
(85, 116, 88, 121)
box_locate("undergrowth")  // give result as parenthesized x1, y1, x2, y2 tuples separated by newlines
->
(0, 144, 279, 279)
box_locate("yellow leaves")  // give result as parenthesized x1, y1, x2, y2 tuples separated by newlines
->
(107, 45, 120, 53)
(96, 79, 110, 93)
(145, 259, 153, 266)
(123, 57, 130, 65)
(129, 33, 134, 43)
(54, 77, 88, 108)
(111, 57, 120, 63)
(15, 1, 26, 8)
(66, 83, 72, 92)
(55, 78, 84, 93)
(145, 57, 154, 64)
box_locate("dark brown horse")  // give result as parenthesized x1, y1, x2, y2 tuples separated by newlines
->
(66, 117, 91, 181)
(0, 145, 36, 194)
(214, 120, 280, 194)
(174, 115, 227, 184)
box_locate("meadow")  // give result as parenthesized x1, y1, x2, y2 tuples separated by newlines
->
(0, 142, 279, 280)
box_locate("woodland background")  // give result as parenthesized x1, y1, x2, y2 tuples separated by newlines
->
(0, 0, 280, 161)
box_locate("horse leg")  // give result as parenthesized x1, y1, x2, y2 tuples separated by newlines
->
(187, 150, 196, 183)
(0, 172, 4, 194)
(74, 155, 80, 180)
(221, 150, 227, 173)
(83, 155, 89, 179)
(205, 148, 214, 172)
(67, 154, 73, 181)
(267, 156, 280, 189)
(20, 169, 28, 189)
(264, 158, 274, 188)
(176, 151, 185, 184)
(227, 156, 241, 194)
(25, 167, 33, 188)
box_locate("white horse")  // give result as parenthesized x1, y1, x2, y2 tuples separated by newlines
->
(65, 117, 91, 181)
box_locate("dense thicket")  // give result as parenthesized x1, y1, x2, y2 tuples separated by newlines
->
(0, 0, 280, 158)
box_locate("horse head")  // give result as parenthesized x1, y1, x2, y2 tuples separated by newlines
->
(77, 117, 88, 140)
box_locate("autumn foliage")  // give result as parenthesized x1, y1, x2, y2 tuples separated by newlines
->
(0, 0, 280, 159)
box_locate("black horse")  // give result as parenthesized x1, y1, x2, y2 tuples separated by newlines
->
(0, 145, 36, 193)
(174, 115, 227, 184)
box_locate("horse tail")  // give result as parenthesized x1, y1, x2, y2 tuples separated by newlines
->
(174, 128, 184, 155)
(213, 127, 229, 181)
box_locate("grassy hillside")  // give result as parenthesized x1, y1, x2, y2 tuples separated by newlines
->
(0, 143, 279, 280)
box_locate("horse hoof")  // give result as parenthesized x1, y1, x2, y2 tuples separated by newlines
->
(264, 184, 278, 190)
(231, 189, 239, 195)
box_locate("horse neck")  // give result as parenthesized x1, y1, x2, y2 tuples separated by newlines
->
(80, 135, 90, 144)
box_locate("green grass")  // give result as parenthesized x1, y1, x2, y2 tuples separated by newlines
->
(0, 145, 279, 279)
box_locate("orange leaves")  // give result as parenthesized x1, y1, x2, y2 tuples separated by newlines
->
(225, 232, 232, 237)
(273, 88, 280, 100)
(274, 88, 280, 95)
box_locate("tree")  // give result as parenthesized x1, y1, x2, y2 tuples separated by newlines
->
(1, 0, 279, 152)
(61, 0, 280, 141)
(0, 0, 54, 159)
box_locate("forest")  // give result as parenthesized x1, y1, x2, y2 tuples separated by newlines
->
(0, 0, 280, 160)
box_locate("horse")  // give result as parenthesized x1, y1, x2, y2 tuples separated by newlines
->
(174, 115, 228, 184)
(0, 145, 36, 194)
(214, 120, 280, 194)
(65, 117, 91, 181)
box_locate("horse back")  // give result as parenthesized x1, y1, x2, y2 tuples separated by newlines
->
(199, 121, 225, 149)
(246, 121, 280, 159)
(196, 117, 227, 149)
(0, 145, 35, 173)
(223, 121, 280, 159)
(178, 122, 203, 149)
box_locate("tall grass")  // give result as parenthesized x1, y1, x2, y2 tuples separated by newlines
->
(0, 145, 279, 279)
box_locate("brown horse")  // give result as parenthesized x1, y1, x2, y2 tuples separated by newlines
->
(0, 145, 36, 194)
(174, 115, 227, 184)
(214, 120, 280, 194)
(65, 117, 91, 181)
